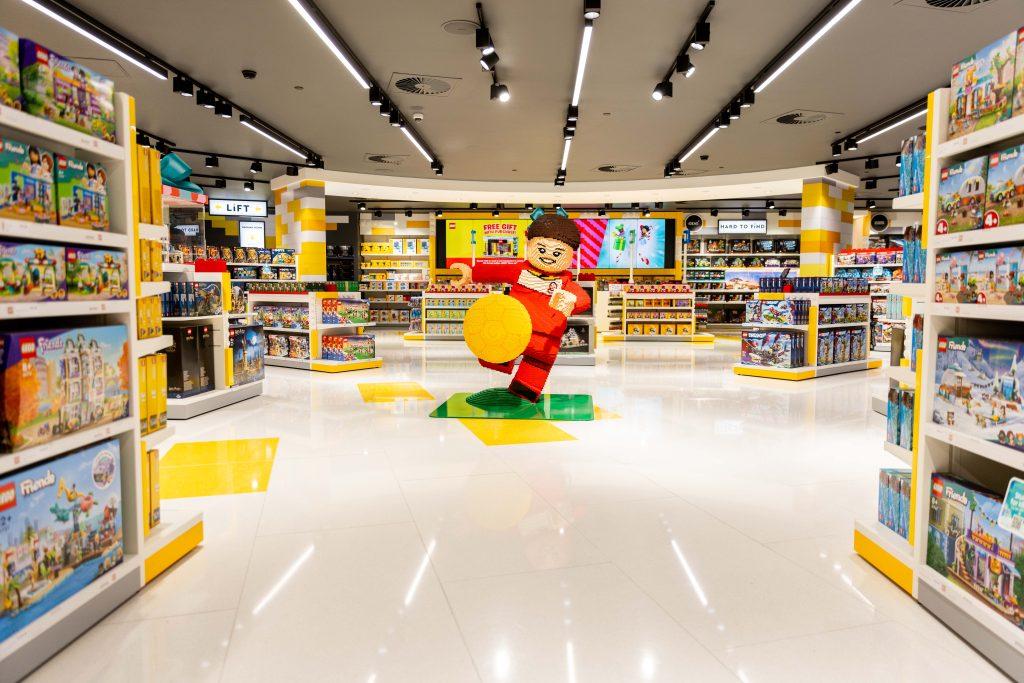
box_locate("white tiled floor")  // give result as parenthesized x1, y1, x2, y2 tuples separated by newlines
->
(28, 333, 1010, 682)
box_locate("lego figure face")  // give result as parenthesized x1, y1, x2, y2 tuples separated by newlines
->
(526, 236, 573, 274)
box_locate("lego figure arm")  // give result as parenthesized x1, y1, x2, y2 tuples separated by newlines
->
(452, 261, 522, 286)
(564, 280, 591, 315)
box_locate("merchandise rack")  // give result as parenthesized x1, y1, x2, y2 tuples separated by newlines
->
(248, 291, 383, 372)
(358, 219, 433, 325)
(604, 288, 714, 343)
(733, 292, 881, 380)
(0, 95, 198, 680)
(420, 290, 488, 340)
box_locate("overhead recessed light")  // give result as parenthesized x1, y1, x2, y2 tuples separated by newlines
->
(480, 51, 499, 70)
(490, 82, 511, 102)
(243, 180, 254, 191)
(584, 0, 601, 19)
(652, 80, 673, 101)
(250, 161, 262, 174)
(857, 108, 927, 144)
(205, 155, 218, 168)
(676, 53, 696, 78)
(571, 21, 594, 107)
(239, 115, 306, 159)
(690, 21, 710, 50)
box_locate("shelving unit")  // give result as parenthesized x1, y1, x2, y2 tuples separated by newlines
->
(420, 290, 488, 340)
(604, 287, 714, 343)
(892, 193, 924, 211)
(734, 292, 881, 380)
(358, 219, 432, 327)
(249, 291, 383, 372)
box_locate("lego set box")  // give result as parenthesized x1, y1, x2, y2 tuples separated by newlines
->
(56, 155, 109, 230)
(0, 240, 65, 302)
(985, 144, 1024, 230)
(740, 331, 804, 369)
(937, 155, 989, 235)
(164, 323, 216, 399)
(0, 138, 55, 224)
(66, 247, 128, 301)
(948, 30, 1018, 140)
(927, 473, 1023, 633)
(0, 326, 130, 452)
(229, 324, 265, 386)
(321, 335, 375, 362)
(0, 437, 125, 643)
(0, 27, 19, 109)
(935, 245, 1024, 305)
(932, 336, 1024, 452)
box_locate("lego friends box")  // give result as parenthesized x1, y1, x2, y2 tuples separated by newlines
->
(937, 155, 988, 235)
(0, 326, 130, 452)
(948, 30, 1017, 141)
(0, 138, 56, 224)
(0, 438, 124, 644)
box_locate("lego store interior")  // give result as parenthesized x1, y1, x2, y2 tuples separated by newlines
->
(6, 0, 1024, 681)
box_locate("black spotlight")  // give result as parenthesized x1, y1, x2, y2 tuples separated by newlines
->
(584, 0, 601, 19)
(286, 165, 298, 176)
(631, 202, 640, 209)
(379, 99, 392, 117)
(642, 208, 651, 217)
(135, 132, 150, 146)
(740, 88, 755, 108)
(598, 208, 606, 216)
(779, 209, 788, 217)
(766, 199, 775, 209)
(710, 208, 719, 217)
(475, 27, 494, 55)
(563, 126, 575, 140)
(405, 209, 413, 218)
(172, 74, 193, 96)
(676, 53, 695, 78)
(865, 157, 879, 170)
(716, 112, 730, 129)
(844, 138, 858, 151)
(373, 209, 382, 218)
(389, 110, 402, 127)
(470, 203, 478, 210)
(205, 155, 218, 168)
(480, 51, 500, 71)
(831, 142, 842, 157)
(652, 80, 673, 101)
(358, 202, 367, 211)
(243, 180, 254, 191)
(249, 161, 262, 174)
(526, 203, 534, 210)
(196, 88, 215, 108)
(490, 83, 511, 102)
(435, 209, 443, 217)
(825, 161, 839, 174)
(155, 140, 169, 155)
(369, 86, 383, 107)
(742, 208, 750, 217)
(214, 178, 226, 189)
(865, 179, 877, 190)
(654, 201, 664, 209)
(729, 99, 741, 119)
(868, 200, 877, 209)
(567, 106, 579, 122)
(492, 209, 500, 217)
(214, 100, 232, 118)
(690, 21, 710, 50)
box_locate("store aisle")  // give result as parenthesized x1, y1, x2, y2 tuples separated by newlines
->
(26, 333, 1008, 682)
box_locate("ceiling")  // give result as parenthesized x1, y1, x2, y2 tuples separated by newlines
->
(2, 0, 1021, 203)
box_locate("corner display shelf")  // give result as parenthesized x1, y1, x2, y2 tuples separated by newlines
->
(604, 287, 714, 343)
(0, 95, 198, 680)
(248, 291, 383, 372)
(733, 292, 881, 380)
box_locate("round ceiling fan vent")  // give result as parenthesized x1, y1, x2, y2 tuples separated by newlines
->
(596, 164, 639, 173)
(365, 154, 405, 166)
(442, 19, 478, 35)
(925, 0, 992, 7)
(394, 75, 453, 96)
(776, 111, 827, 125)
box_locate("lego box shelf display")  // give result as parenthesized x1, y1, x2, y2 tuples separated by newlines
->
(0, 27, 20, 109)
(0, 437, 125, 644)
(0, 138, 56, 224)
(0, 241, 65, 302)
(66, 247, 128, 301)
(0, 325, 130, 452)
(56, 155, 109, 231)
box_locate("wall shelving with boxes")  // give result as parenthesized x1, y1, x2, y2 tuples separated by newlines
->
(359, 214, 432, 327)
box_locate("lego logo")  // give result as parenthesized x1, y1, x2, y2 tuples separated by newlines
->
(58, 157, 68, 169)
(938, 337, 947, 352)
(932, 481, 943, 499)
(0, 482, 15, 512)
(941, 169, 949, 180)
(19, 339, 36, 357)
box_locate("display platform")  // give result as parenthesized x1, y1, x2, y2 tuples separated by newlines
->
(430, 391, 595, 421)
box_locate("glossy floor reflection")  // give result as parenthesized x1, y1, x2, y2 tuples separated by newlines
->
(28, 333, 1010, 682)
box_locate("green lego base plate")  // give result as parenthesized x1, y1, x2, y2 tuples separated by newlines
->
(430, 390, 594, 421)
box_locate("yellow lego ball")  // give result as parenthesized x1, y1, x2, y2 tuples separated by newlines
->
(463, 293, 532, 364)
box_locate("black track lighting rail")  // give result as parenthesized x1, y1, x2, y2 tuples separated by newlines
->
(190, 172, 270, 185)
(136, 127, 175, 148)
(814, 151, 898, 165)
(168, 147, 306, 168)
(830, 96, 929, 154)
(476, 3, 510, 103)
(657, 1, 715, 86)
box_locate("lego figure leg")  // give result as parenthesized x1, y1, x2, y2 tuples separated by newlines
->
(479, 358, 515, 375)
(509, 355, 554, 402)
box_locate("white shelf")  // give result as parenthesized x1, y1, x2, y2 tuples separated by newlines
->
(424, 306, 473, 310)
(742, 322, 808, 330)
(734, 358, 877, 378)
(884, 365, 916, 387)
(139, 280, 171, 297)
(891, 193, 924, 211)
(264, 356, 381, 370)
(361, 266, 428, 271)
(0, 103, 125, 161)
(225, 262, 296, 268)
(162, 314, 222, 322)
(883, 441, 914, 466)
(423, 333, 464, 339)
(698, 289, 755, 294)
(624, 318, 694, 323)
(162, 262, 195, 273)
(818, 321, 870, 329)
(621, 306, 693, 311)
(835, 263, 901, 269)
(138, 223, 169, 241)
(854, 518, 913, 566)
(927, 302, 1024, 322)
(141, 423, 175, 449)
(935, 112, 1024, 161)
(319, 322, 374, 330)
(931, 224, 1024, 250)
(622, 292, 694, 299)
(2, 299, 130, 319)
(924, 423, 1024, 472)
(142, 509, 203, 559)
(168, 382, 263, 420)
(423, 292, 488, 299)
(619, 333, 708, 341)
(889, 282, 927, 298)
(0, 417, 135, 477)
(0, 217, 130, 249)
(135, 334, 173, 356)
(262, 327, 309, 333)
(359, 253, 429, 259)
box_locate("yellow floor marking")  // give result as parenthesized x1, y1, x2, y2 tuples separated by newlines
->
(594, 406, 621, 420)
(358, 381, 434, 403)
(161, 438, 278, 498)
(458, 418, 576, 446)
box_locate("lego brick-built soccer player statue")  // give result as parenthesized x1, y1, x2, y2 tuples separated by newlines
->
(453, 209, 591, 403)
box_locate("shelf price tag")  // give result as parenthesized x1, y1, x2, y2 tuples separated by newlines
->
(998, 478, 1024, 538)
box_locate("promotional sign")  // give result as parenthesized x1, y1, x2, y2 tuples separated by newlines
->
(441, 219, 530, 267)
(998, 477, 1024, 536)
(717, 219, 767, 234)
(239, 220, 266, 248)
(209, 198, 268, 217)
(575, 218, 667, 268)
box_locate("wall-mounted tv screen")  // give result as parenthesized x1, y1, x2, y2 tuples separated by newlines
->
(435, 218, 675, 270)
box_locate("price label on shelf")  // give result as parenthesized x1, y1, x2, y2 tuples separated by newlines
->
(998, 478, 1024, 538)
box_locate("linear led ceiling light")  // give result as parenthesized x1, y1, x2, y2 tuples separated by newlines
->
(652, 2, 714, 103)
(239, 115, 306, 159)
(678, 127, 719, 165)
(19, 0, 168, 80)
(855, 107, 927, 144)
(555, 2, 599, 184)
(754, 0, 862, 94)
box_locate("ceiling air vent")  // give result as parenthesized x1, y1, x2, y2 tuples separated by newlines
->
(674, 169, 707, 177)
(390, 74, 458, 97)
(774, 110, 831, 125)
(925, 0, 992, 7)
(364, 154, 407, 166)
(895, 0, 992, 11)
(442, 19, 479, 35)
(596, 164, 640, 173)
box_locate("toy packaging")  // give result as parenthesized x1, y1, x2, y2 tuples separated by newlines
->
(19, 39, 116, 142)
(266, 333, 288, 358)
(0, 240, 66, 302)
(56, 155, 109, 230)
(228, 324, 265, 386)
(878, 468, 911, 540)
(927, 473, 1023, 632)
(935, 246, 1024, 305)
(0, 437, 125, 644)
(288, 335, 310, 360)
(322, 334, 375, 362)
(165, 323, 207, 399)
(137, 356, 148, 434)
(741, 330, 803, 369)
(932, 336, 1024, 452)
(0, 325, 129, 452)
(985, 144, 1024, 229)
(937, 155, 989, 234)
(0, 137, 56, 223)
(195, 282, 223, 316)
(66, 247, 127, 300)
(0, 27, 19, 108)
(817, 331, 834, 366)
(899, 388, 915, 450)
(1016, 28, 1024, 118)
(948, 30, 1017, 141)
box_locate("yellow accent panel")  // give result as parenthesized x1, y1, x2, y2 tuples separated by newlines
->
(733, 366, 817, 380)
(298, 219, 327, 232)
(273, 188, 285, 202)
(325, 222, 338, 231)
(910, 348, 923, 541)
(224, 224, 239, 236)
(757, 293, 785, 300)
(853, 530, 914, 594)
(594, 406, 621, 420)
(403, 332, 425, 341)
(224, 348, 233, 386)
(311, 358, 384, 373)
(298, 242, 326, 278)
(144, 521, 204, 583)
(841, 187, 856, 202)
(358, 381, 434, 403)
(806, 307, 819, 362)
(800, 229, 841, 243)
(778, 219, 802, 228)
(299, 180, 326, 188)
(922, 92, 935, 249)
(161, 438, 278, 498)
(840, 211, 853, 225)
(459, 418, 576, 446)
(799, 263, 831, 277)
(406, 220, 429, 228)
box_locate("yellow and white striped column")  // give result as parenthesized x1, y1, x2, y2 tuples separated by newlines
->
(799, 177, 855, 276)
(274, 180, 327, 281)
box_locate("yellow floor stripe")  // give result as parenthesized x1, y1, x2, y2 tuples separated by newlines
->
(358, 381, 434, 403)
(458, 418, 576, 446)
(161, 438, 278, 498)
(594, 406, 621, 420)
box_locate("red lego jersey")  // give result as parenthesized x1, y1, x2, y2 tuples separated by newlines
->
(469, 260, 590, 336)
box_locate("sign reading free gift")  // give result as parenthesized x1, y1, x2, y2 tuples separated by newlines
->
(209, 198, 268, 217)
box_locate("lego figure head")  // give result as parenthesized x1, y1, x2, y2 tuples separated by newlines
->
(525, 214, 579, 274)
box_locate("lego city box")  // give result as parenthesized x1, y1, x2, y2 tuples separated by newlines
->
(0, 437, 125, 644)
(19, 39, 116, 142)
(66, 247, 128, 301)
(948, 30, 1018, 141)
(0, 26, 19, 109)
(0, 137, 56, 223)
(0, 240, 66, 302)
(985, 144, 1024, 230)
(56, 154, 109, 230)
(936, 155, 989, 234)
(926, 473, 1023, 633)
(932, 336, 1024, 452)
(0, 325, 130, 452)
